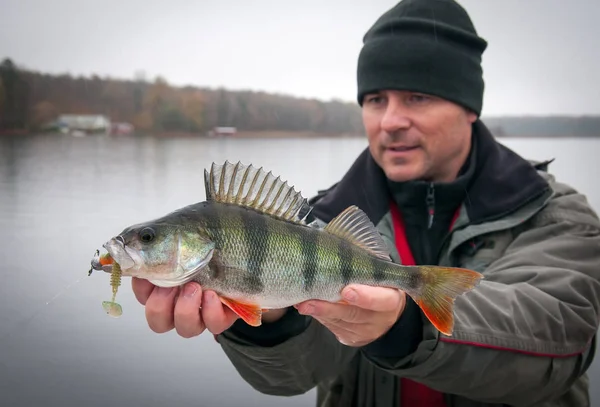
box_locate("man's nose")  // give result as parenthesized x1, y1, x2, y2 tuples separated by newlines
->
(380, 100, 411, 133)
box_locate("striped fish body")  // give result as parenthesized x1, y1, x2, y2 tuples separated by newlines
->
(94, 161, 483, 336)
(191, 201, 419, 309)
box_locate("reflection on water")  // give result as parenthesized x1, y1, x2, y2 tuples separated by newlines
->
(0, 134, 598, 407)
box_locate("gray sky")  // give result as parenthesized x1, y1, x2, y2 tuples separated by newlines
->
(1, 0, 598, 116)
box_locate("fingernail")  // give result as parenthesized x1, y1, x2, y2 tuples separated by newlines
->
(183, 284, 198, 299)
(155, 287, 173, 297)
(343, 288, 357, 303)
(205, 291, 219, 304)
(299, 303, 314, 315)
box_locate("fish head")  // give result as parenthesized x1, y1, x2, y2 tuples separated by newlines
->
(100, 219, 215, 283)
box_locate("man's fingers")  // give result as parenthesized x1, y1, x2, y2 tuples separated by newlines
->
(145, 286, 178, 333)
(132, 277, 155, 305)
(313, 315, 356, 337)
(296, 300, 365, 323)
(341, 285, 405, 313)
(173, 282, 205, 338)
(314, 317, 370, 347)
(202, 291, 239, 334)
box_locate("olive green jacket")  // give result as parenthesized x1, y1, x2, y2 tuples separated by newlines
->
(216, 123, 600, 407)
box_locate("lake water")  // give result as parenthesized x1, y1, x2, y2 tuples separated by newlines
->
(0, 134, 598, 407)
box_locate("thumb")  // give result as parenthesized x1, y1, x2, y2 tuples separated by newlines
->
(341, 284, 406, 312)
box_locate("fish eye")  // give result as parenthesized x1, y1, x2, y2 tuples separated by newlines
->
(139, 227, 155, 243)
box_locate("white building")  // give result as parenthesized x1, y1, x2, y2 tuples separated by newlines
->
(57, 114, 111, 135)
(208, 126, 237, 137)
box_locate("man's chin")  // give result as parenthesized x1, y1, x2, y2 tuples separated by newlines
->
(384, 165, 424, 183)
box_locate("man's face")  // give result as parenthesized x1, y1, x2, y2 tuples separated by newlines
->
(362, 90, 477, 183)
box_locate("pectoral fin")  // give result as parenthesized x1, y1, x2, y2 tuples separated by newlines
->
(219, 296, 263, 327)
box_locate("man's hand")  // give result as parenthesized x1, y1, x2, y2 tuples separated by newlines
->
(132, 278, 239, 337)
(131, 278, 288, 338)
(294, 285, 406, 347)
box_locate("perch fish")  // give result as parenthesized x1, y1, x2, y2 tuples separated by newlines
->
(90, 161, 484, 335)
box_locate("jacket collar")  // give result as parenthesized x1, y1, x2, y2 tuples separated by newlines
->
(386, 131, 477, 228)
(465, 120, 551, 223)
(308, 119, 551, 226)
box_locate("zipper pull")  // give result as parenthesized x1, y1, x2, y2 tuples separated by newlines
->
(426, 182, 435, 229)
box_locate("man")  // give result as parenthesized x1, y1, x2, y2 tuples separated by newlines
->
(132, 0, 600, 405)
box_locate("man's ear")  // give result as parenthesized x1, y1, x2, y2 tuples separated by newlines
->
(465, 108, 478, 123)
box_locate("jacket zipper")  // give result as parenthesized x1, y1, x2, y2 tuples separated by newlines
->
(426, 182, 435, 229)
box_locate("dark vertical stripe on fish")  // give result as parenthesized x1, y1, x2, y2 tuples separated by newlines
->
(302, 230, 319, 293)
(338, 239, 353, 286)
(286, 223, 317, 292)
(240, 209, 265, 294)
(205, 202, 224, 248)
(372, 256, 385, 282)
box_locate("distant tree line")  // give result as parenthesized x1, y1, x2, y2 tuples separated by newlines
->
(482, 116, 600, 138)
(0, 58, 364, 135)
(0, 58, 598, 137)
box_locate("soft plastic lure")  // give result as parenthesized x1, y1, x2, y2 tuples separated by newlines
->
(90, 249, 123, 317)
(102, 261, 123, 317)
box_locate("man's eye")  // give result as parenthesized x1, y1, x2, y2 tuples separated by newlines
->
(409, 94, 430, 103)
(366, 96, 384, 104)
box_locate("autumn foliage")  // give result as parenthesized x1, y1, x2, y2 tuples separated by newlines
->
(0, 58, 364, 136)
(2, 58, 599, 138)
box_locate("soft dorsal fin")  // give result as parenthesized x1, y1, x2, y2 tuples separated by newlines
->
(204, 160, 312, 224)
(324, 205, 391, 261)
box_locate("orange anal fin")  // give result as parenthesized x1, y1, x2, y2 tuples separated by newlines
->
(337, 299, 350, 305)
(219, 297, 263, 327)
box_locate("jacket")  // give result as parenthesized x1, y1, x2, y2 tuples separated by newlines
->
(216, 120, 600, 407)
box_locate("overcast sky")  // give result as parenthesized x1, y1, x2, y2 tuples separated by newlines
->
(1, 0, 598, 116)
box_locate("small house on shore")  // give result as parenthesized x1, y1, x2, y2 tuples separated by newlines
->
(57, 114, 111, 135)
(208, 126, 237, 137)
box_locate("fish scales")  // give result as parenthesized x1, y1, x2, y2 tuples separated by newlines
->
(203, 202, 339, 305)
(91, 160, 484, 336)
(197, 202, 419, 308)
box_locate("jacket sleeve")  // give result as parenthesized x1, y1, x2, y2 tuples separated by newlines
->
(216, 308, 358, 396)
(361, 182, 600, 406)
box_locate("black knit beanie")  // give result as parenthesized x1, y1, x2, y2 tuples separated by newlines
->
(357, 0, 488, 115)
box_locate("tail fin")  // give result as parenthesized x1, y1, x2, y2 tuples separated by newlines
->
(411, 266, 484, 336)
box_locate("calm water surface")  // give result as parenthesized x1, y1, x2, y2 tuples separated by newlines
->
(0, 134, 598, 407)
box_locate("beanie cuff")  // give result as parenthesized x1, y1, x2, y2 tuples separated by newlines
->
(357, 34, 485, 115)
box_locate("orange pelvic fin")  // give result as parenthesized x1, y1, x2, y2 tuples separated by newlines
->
(412, 266, 484, 336)
(219, 296, 263, 327)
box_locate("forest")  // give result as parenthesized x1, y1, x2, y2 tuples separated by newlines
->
(1, 58, 598, 138)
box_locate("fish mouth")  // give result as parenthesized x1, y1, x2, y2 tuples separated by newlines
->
(104, 236, 137, 270)
(90, 236, 137, 274)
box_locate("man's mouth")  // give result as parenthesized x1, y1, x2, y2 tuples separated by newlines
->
(388, 145, 418, 152)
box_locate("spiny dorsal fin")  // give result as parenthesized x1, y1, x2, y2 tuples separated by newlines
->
(324, 205, 391, 261)
(204, 160, 312, 224)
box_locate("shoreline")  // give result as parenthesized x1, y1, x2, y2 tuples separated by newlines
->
(0, 130, 599, 139)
